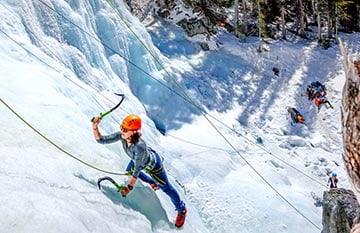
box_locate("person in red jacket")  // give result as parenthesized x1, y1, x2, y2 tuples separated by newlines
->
(92, 114, 187, 228)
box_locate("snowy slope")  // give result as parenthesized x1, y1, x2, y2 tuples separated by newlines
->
(0, 0, 359, 232)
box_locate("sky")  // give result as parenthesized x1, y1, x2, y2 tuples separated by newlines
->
(0, 0, 359, 233)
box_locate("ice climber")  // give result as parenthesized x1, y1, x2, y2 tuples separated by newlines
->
(92, 114, 187, 228)
(306, 81, 333, 110)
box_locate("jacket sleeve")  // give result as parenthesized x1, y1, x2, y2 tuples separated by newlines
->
(96, 132, 122, 144)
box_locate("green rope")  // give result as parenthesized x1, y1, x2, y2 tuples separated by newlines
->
(0, 97, 126, 176)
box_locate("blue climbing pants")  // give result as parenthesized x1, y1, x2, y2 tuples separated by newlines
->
(125, 152, 185, 212)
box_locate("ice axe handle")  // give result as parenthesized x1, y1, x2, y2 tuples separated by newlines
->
(91, 110, 111, 122)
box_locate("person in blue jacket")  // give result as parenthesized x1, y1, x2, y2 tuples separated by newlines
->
(92, 114, 187, 228)
(327, 172, 338, 189)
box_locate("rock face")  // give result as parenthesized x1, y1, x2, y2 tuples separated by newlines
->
(124, 0, 232, 37)
(322, 188, 360, 233)
(124, 0, 153, 21)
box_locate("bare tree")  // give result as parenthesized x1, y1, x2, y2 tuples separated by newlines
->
(314, 0, 322, 40)
(339, 38, 360, 233)
(298, 0, 306, 37)
(335, 2, 339, 40)
(234, 0, 241, 37)
(256, 0, 262, 50)
(326, 0, 334, 38)
(280, 0, 286, 39)
(235, 0, 239, 27)
(242, 0, 249, 35)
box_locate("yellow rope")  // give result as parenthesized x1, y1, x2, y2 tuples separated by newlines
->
(0, 97, 126, 176)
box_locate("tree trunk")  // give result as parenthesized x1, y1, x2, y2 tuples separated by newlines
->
(257, 0, 262, 51)
(315, 0, 322, 40)
(339, 38, 360, 206)
(234, 0, 240, 37)
(298, 0, 306, 37)
(335, 2, 338, 40)
(242, 0, 248, 35)
(339, 37, 360, 233)
(281, 1, 286, 39)
(235, 0, 239, 26)
(327, 0, 333, 38)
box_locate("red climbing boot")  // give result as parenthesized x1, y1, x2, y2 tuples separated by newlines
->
(175, 207, 187, 228)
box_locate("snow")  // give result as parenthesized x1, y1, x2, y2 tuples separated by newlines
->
(0, 0, 359, 233)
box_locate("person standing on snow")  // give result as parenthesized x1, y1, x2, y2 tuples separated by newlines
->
(92, 114, 187, 228)
(287, 107, 305, 125)
(327, 172, 338, 189)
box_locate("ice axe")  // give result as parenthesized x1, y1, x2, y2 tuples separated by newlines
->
(97, 176, 124, 192)
(91, 93, 125, 122)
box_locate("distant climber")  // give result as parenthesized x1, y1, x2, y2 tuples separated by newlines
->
(287, 107, 305, 125)
(314, 94, 333, 111)
(327, 172, 338, 189)
(272, 67, 280, 76)
(306, 81, 326, 101)
(306, 85, 313, 101)
(306, 81, 333, 110)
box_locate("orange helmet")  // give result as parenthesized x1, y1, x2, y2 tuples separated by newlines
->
(121, 114, 141, 130)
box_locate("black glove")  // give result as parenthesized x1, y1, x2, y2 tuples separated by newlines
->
(120, 184, 133, 197)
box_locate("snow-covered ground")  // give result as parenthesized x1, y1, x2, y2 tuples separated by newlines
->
(0, 0, 359, 233)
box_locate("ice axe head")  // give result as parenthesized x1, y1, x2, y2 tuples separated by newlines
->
(97, 176, 115, 190)
(97, 176, 124, 192)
